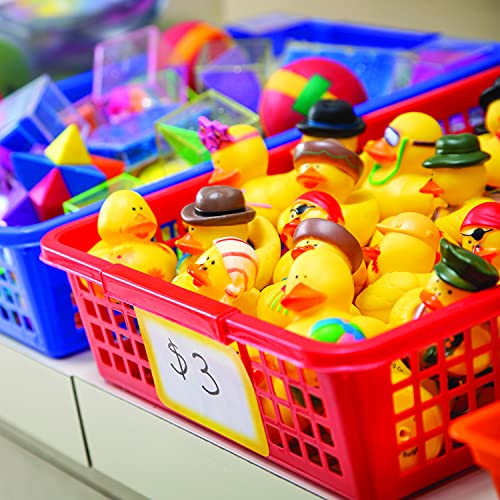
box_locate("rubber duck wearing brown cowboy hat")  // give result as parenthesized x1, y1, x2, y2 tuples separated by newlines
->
(297, 99, 366, 152)
(279, 233, 386, 338)
(174, 185, 280, 290)
(389, 238, 498, 377)
(293, 138, 379, 246)
(477, 77, 500, 187)
(257, 218, 368, 328)
(420, 133, 493, 244)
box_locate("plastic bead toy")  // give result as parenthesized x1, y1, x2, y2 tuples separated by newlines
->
(390, 239, 498, 375)
(88, 190, 177, 281)
(461, 201, 500, 272)
(478, 77, 500, 187)
(293, 138, 379, 245)
(361, 112, 443, 219)
(176, 185, 280, 290)
(258, 56, 368, 136)
(173, 236, 260, 314)
(296, 99, 366, 152)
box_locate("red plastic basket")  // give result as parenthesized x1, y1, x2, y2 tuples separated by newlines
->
(41, 67, 500, 499)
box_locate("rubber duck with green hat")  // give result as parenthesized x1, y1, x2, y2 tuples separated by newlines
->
(420, 133, 492, 243)
(297, 99, 366, 152)
(389, 238, 498, 376)
(477, 76, 500, 187)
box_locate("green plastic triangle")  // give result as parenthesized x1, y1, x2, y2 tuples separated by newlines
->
(157, 123, 211, 165)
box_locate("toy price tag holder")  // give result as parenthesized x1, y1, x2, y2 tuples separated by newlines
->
(136, 308, 269, 456)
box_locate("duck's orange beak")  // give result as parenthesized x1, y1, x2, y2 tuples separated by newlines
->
(472, 246, 500, 263)
(419, 179, 445, 197)
(296, 167, 328, 189)
(420, 289, 443, 311)
(291, 244, 315, 260)
(124, 213, 157, 239)
(209, 167, 241, 186)
(363, 246, 381, 261)
(281, 219, 301, 245)
(364, 138, 397, 163)
(187, 263, 211, 288)
(176, 232, 205, 255)
(281, 282, 327, 312)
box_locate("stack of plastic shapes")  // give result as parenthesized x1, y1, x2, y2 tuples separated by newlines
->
(0, 74, 88, 151)
(8, 125, 106, 223)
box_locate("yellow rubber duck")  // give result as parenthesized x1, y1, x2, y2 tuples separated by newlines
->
(391, 361, 443, 472)
(389, 239, 499, 376)
(199, 117, 302, 224)
(293, 138, 379, 245)
(477, 77, 500, 187)
(280, 248, 386, 338)
(88, 190, 177, 281)
(175, 185, 280, 290)
(419, 133, 492, 244)
(363, 212, 441, 284)
(360, 112, 443, 219)
(172, 237, 260, 315)
(258, 218, 366, 328)
(296, 99, 366, 153)
(461, 201, 500, 274)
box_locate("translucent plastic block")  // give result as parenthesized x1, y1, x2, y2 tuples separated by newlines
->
(0, 75, 89, 150)
(154, 89, 261, 162)
(280, 41, 417, 99)
(195, 38, 274, 111)
(63, 173, 142, 213)
(93, 24, 188, 124)
(93, 25, 162, 102)
(87, 103, 179, 169)
(411, 37, 499, 85)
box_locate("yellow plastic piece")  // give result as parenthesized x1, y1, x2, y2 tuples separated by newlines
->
(45, 124, 91, 165)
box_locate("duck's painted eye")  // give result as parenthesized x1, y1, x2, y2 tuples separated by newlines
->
(211, 260, 215, 265)
(295, 275, 299, 279)
(206, 256, 210, 261)
(140, 206, 143, 210)
(384, 126, 400, 147)
(313, 243, 318, 247)
(448, 290, 452, 295)
(132, 207, 136, 211)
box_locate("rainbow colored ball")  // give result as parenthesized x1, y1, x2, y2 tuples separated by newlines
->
(258, 57, 368, 137)
(162, 20, 232, 88)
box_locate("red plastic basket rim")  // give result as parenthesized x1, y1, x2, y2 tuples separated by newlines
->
(41, 179, 500, 373)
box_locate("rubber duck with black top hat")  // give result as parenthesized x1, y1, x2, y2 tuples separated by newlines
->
(420, 133, 492, 244)
(477, 76, 500, 187)
(174, 185, 280, 290)
(293, 138, 379, 245)
(390, 238, 498, 376)
(297, 99, 366, 152)
(461, 201, 500, 274)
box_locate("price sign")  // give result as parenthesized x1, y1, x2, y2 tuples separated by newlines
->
(136, 308, 269, 456)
